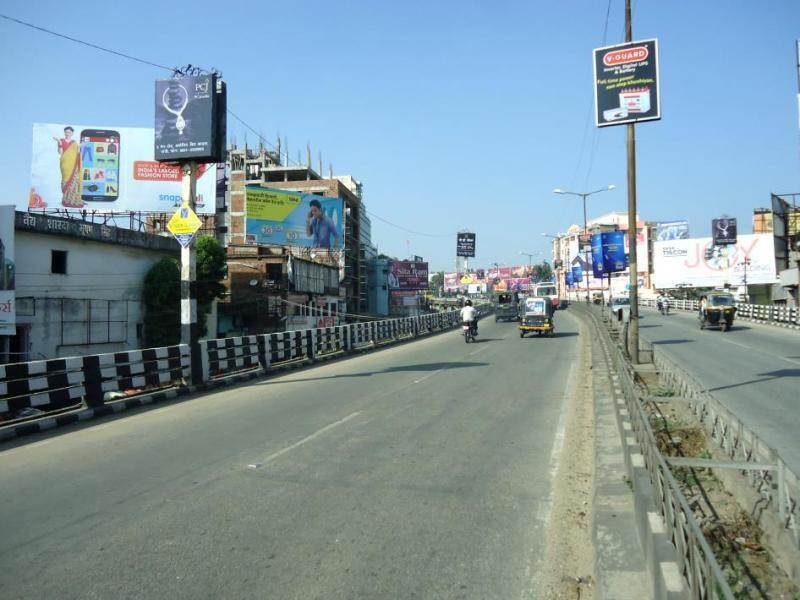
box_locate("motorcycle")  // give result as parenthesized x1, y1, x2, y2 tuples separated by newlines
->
(657, 299, 669, 315)
(462, 320, 476, 343)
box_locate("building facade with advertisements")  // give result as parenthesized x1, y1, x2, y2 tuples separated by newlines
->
(551, 213, 654, 299)
(5, 211, 181, 362)
(223, 158, 364, 317)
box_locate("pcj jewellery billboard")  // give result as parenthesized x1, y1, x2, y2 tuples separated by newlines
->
(593, 39, 661, 127)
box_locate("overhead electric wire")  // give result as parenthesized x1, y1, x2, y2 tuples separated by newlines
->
(1, 12, 461, 240)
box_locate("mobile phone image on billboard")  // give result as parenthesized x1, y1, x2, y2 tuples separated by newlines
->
(80, 129, 120, 202)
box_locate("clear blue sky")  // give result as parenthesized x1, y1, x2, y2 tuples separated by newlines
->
(1, 1, 798, 272)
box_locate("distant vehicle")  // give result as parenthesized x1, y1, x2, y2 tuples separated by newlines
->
(533, 282, 560, 310)
(493, 292, 519, 322)
(592, 292, 604, 305)
(610, 297, 631, 322)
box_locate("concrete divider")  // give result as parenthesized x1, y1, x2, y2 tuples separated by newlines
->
(0, 306, 490, 441)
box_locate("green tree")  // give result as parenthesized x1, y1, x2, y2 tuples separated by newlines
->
(429, 271, 444, 294)
(531, 261, 553, 283)
(142, 236, 227, 347)
(143, 258, 180, 347)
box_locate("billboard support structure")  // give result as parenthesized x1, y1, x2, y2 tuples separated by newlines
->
(180, 162, 202, 384)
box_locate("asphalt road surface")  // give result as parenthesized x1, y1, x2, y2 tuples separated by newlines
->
(0, 312, 581, 600)
(638, 307, 800, 473)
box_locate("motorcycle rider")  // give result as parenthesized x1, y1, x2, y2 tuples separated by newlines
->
(656, 292, 668, 314)
(460, 299, 478, 336)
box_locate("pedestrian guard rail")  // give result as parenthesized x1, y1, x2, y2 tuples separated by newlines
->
(640, 298, 799, 329)
(0, 308, 488, 427)
(579, 304, 736, 598)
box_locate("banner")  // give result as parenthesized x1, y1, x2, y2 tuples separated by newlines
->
(594, 39, 661, 127)
(602, 231, 627, 272)
(487, 267, 512, 280)
(0, 206, 15, 335)
(245, 186, 344, 249)
(456, 233, 476, 257)
(389, 261, 429, 290)
(390, 290, 420, 307)
(154, 74, 225, 163)
(712, 218, 737, 246)
(493, 277, 531, 292)
(653, 234, 777, 289)
(565, 270, 574, 286)
(591, 234, 605, 278)
(656, 220, 690, 241)
(28, 123, 216, 213)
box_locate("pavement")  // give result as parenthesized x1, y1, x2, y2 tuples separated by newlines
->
(637, 306, 800, 473)
(0, 313, 586, 600)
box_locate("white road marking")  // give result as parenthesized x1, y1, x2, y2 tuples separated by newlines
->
(247, 410, 361, 468)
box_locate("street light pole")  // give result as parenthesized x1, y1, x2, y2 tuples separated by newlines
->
(553, 184, 615, 305)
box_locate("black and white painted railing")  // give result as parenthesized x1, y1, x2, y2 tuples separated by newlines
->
(639, 298, 799, 330)
(0, 308, 488, 433)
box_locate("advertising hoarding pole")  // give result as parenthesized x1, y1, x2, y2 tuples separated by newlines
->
(625, 0, 640, 364)
(180, 162, 202, 382)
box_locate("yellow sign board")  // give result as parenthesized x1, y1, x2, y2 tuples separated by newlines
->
(167, 203, 203, 236)
(245, 187, 302, 221)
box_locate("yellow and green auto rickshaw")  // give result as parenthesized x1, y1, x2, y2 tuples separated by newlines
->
(699, 292, 737, 332)
(519, 296, 555, 338)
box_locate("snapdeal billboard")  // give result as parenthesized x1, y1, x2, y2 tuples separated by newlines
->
(653, 234, 777, 289)
(28, 123, 216, 214)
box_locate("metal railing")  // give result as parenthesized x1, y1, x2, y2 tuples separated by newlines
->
(579, 304, 735, 598)
(640, 298, 799, 329)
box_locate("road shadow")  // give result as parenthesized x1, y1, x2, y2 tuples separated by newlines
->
(639, 324, 662, 329)
(707, 369, 800, 393)
(651, 339, 694, 345)
(470, 337, 502, 343)
(256, 361, 490, 385)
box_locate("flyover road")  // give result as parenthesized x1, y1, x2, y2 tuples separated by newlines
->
(0, 313, 581, 600)
(637, 307, 800, 473)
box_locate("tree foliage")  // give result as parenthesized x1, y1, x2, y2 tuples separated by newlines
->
(142, 236, 227, 347)
(531, 261, 553, 283)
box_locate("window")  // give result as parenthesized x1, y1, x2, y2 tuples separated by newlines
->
(51, 250, 68, 274)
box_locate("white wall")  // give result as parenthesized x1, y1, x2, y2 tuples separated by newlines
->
(15, 231, 175, 359)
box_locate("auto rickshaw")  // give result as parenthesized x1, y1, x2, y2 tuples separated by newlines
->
(519, 296, 555, 337)
(699, 292, 737, 332)
(493, 292, 519, 322)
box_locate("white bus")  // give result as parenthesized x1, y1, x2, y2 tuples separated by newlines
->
(532, 282, 560, 310)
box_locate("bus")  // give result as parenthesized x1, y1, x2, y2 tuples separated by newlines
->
(532, 282, 560, 310)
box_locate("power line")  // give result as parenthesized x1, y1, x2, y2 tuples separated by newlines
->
(0, 13, 175, 72)
(366, 210, 457, 239)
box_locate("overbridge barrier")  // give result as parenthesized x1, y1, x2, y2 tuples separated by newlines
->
(0, 307, 488, 440)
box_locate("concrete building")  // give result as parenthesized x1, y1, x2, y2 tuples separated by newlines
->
(8, 211, 179, 361)
(367, 257, 390, 317)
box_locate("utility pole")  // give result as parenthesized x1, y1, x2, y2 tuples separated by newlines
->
(180, 162, 202, 382)
(625, 0, 640, 364)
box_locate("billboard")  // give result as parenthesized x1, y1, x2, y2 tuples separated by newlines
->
(656, 220, 690, 241)
(444, 272, 460, 292)
(0, 206, 15, 335)
(389, 261, 429, 290)
(28, 123, 217, 213)
(456, 233, 476, 257)
(154, 74, 226, 163)
(653, 234, 777, 289)
(712, 218, 737, 246)
(245, 186, 344, 249)
(487, 267, 513, 280)
(594, 39, 661, 127)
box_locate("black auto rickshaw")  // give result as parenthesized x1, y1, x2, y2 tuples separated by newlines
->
(699, 292, 737, 332)
(493, 292, 519, 322)
(519, 296, 555, 337)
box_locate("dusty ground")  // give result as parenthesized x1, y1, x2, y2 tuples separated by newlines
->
(645, 388, 800, 599)
(537, 317, 596, 600)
